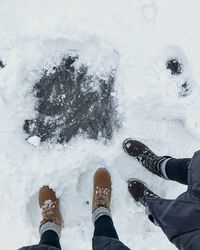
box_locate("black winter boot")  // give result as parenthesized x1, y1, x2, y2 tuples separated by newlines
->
(123, 138, 171, 179)
(128, 179, 158, 207)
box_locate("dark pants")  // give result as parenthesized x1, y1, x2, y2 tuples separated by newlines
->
(39, 230, 61, 249)
(93, 215, 119, 239)
(39, 216, 119, 249)
(147, 157, 191, 227)
(165, 158, 191, 185)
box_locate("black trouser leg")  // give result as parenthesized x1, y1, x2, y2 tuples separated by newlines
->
(93, 215, 119, 240)
(165, 158, 191, 185)
(39, 230, 61, 249)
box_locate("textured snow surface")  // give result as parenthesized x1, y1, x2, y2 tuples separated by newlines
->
(1, 0, 200, 249)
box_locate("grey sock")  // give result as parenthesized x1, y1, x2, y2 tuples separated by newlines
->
(92, 206, 112, 224)
(160, 158, 171, 179)
(39, 222, 61, 238)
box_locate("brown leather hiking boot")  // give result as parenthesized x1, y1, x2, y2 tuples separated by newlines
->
(92, 168, 112, 213)
(39, 186, 63, 229)
(123, 138, 171, 179)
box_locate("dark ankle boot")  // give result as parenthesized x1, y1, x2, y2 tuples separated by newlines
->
(123, 138, 171, 179)
(128, 179, 158, 207)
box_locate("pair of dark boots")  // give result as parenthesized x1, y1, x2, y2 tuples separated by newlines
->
(123, 139, 171, 207)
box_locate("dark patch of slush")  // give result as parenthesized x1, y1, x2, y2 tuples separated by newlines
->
(166, 58, 191, 97)
(0, 61, 5, 68)
(166, 58, 183, 75)
(24, 55, 120, 144)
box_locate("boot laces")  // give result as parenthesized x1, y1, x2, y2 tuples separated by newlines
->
(140, 187, 158, 206)
(41, 200, 59, 225)
(95, 186, 110, 208)
(139, 149, 160, 173)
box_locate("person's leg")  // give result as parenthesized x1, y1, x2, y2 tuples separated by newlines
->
(123, 138, 191, 185)
(39, 186, 63, 249)
(123, 139, 172, 179)
(92, 168, 119, 240)
(128, 179, 160, 226)
(39, 229, 61, 249)
(164, 158, 191, 185)
(94, 215, 119, 239)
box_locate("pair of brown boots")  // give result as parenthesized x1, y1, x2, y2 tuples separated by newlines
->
(39, 168, 112, 234)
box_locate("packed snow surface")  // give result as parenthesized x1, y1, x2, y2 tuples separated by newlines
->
(1, 0, 200, 249)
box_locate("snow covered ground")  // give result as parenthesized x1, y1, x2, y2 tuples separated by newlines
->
(0, 0, 200, 249)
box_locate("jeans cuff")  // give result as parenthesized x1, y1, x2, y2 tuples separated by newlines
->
(145, 207, 159, 226)
(92, 206, 112, 224)
(39, 222, 61, 238)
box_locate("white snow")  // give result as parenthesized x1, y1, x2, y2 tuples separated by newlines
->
(27, 136, 41, 147)
(0, 0, 200, 249)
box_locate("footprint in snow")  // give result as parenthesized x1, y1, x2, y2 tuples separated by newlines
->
(0, 60, 5, 68)
(141, 2, 157, 21)
(164, 45, 193, 98)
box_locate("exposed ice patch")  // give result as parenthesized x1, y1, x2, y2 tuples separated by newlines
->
(23, 38, 120, 144)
